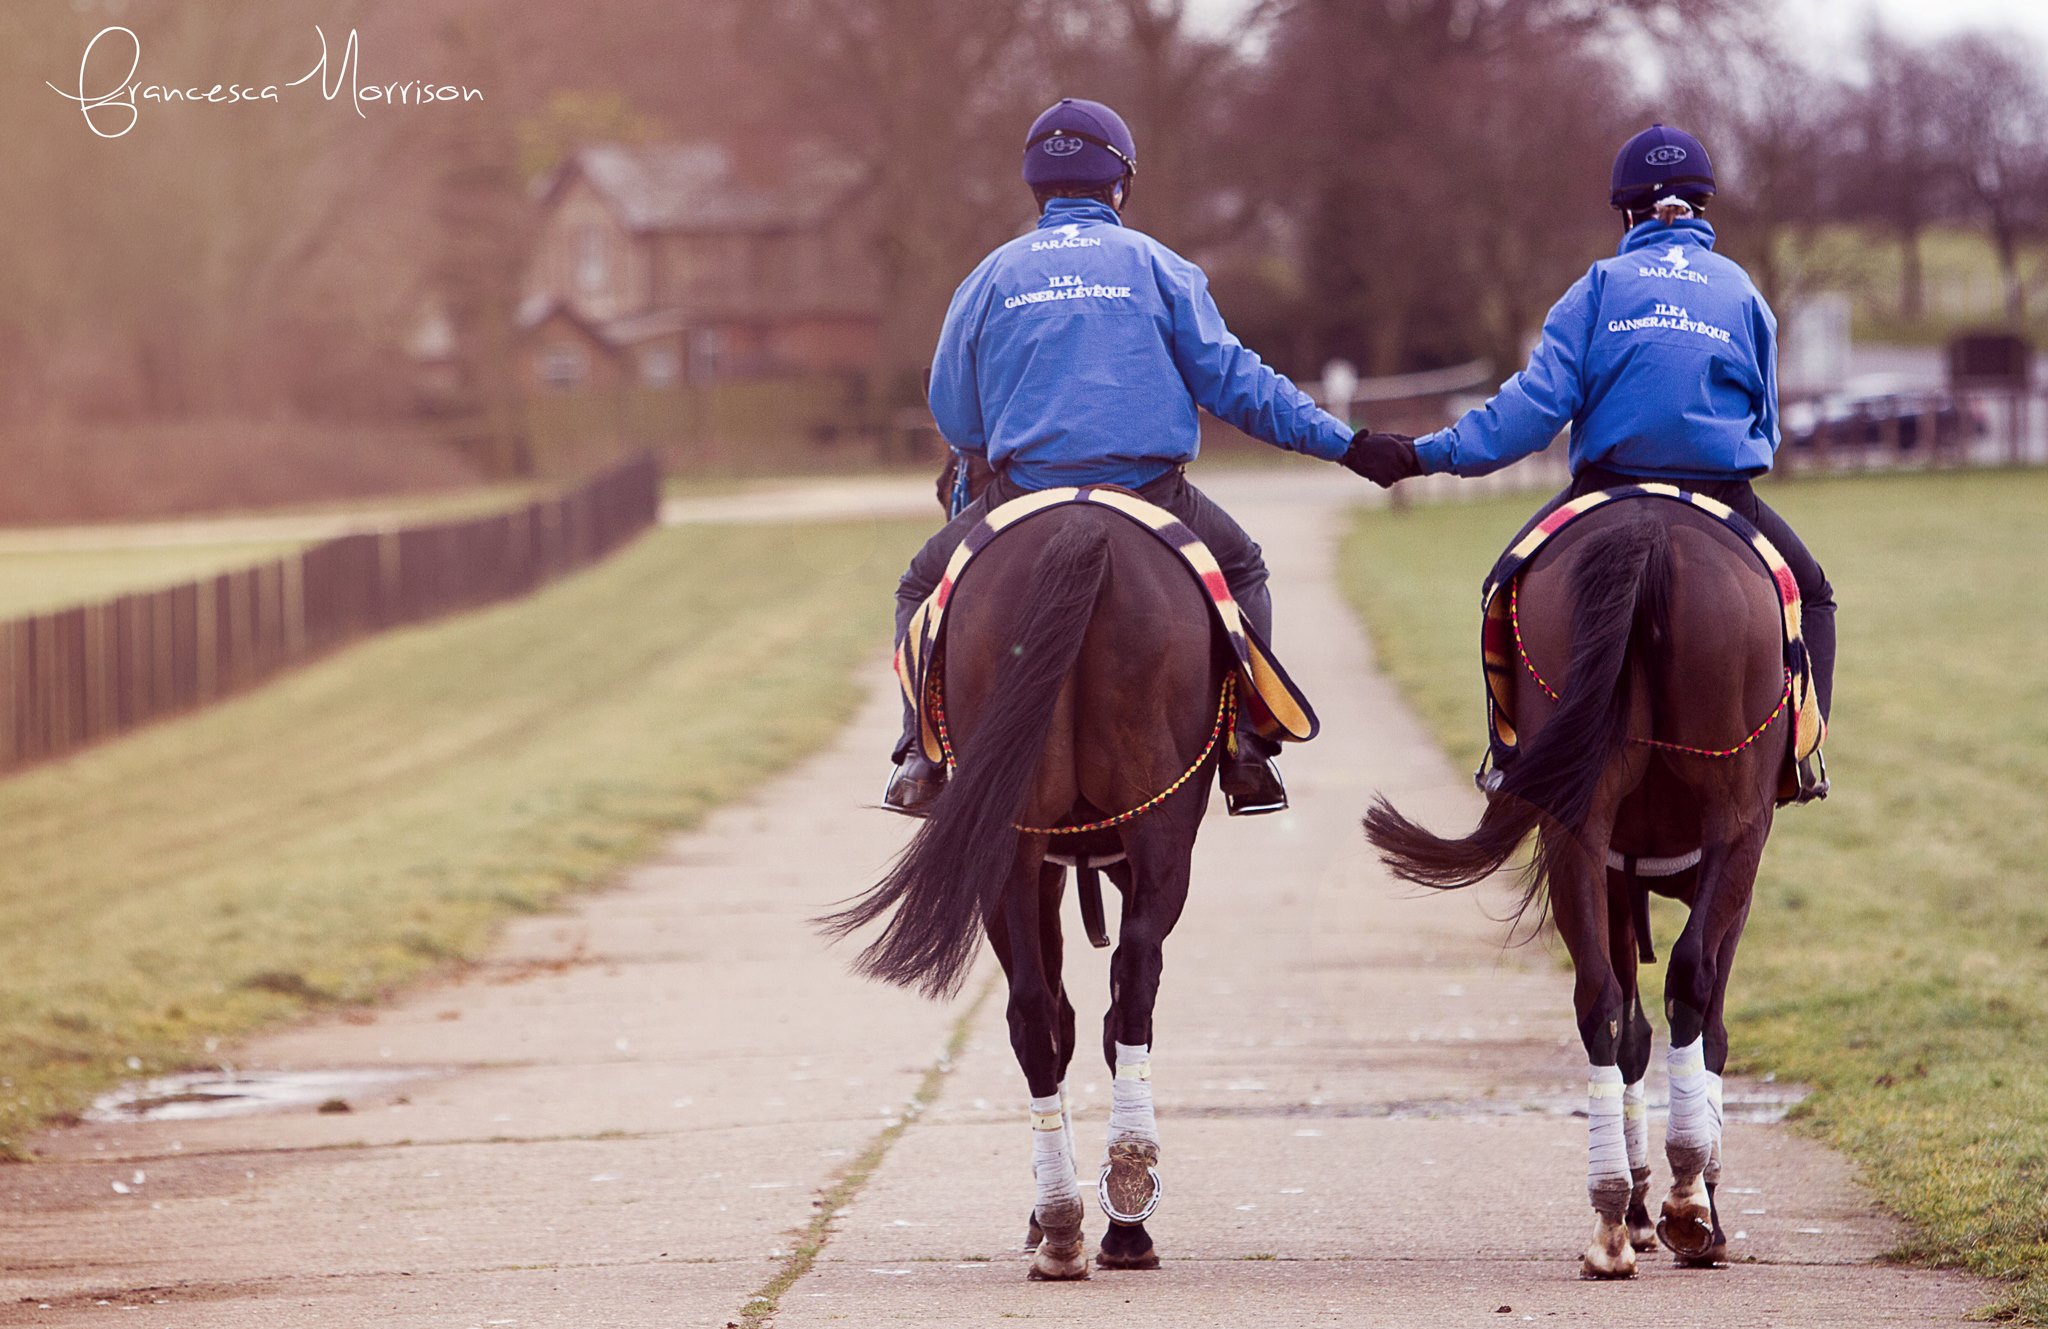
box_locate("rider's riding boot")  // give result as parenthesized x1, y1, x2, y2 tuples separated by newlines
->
(883, 749, 947, 818)
(1791, 748, 1829, 804)
(1221, 731, 1288, 816)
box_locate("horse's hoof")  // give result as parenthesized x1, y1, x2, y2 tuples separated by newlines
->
(1095, 1221, 1160, 1270)
(1676, 1241, 1729, 1269)
(1656, 1208, 1715, 1261)
(1581, 1217, 1638, 1279)
(1625, 1201, 1658, 1252)
(1027, 1236, 1090, 1281)
(1626, 1176, 1657, 1251)
(1100, 1139, 1162, 1224)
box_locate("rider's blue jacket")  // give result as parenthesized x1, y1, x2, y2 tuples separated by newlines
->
(928, 197, 1352, 489)
(1413, 218, 1780, 483)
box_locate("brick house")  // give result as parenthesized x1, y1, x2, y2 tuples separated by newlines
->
(518, 143, 881, 394)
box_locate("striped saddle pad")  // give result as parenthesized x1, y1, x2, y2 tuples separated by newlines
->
(895, 486, 1319, 766)
(1479, 484, 1825, 780)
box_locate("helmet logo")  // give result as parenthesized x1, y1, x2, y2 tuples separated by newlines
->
(1043, 136, 1085, 157)
(1645, 145, 1688, 166)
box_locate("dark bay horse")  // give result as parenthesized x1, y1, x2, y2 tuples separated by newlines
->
(1364, 502, 1786, 1279)
(823, 501, 1228, 1279)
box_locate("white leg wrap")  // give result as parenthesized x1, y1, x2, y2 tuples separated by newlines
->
(1587, 1064, 1629, 1211)
(1622, 1078, 1649, 1174)
(1058, 1080, 1077, 1173)
(1665, 1037, 1724, 1175)
(1030, 1094, 1080, 1211)
(1106, 1043, 1158, 1148)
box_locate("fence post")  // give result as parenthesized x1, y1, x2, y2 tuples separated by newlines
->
(198, 579, 219, 703)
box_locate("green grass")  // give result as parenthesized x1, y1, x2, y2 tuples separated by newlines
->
(0, 543, 307, 619)
(1340, 469, 2048, 1320)
(0, 517, 923, 1154)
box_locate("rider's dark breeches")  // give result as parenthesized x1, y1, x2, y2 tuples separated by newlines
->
(1509, 467, 1836, 720)
(893, 468, 1274, 760)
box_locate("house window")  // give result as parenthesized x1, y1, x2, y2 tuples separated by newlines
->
(576, 225, 607, 297)
(539, 342, 587, 389)
(639, 345, 680, 388)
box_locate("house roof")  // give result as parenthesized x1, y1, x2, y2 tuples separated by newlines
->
(542, 143, 862, 235)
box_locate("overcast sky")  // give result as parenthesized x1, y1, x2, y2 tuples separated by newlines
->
(1185, 0, 2048, 58)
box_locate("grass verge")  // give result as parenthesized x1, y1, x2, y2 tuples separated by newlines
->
(1339, 469, 2048, 1320)
(0, 542, 309, 619)
(0, 516, 925, 1155)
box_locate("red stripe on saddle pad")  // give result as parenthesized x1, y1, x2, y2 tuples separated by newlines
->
(1774, 566, 1798, 607)
(1201, 570, 1233, 603)
(1537, 507, 1580, 535)
(936, 578, 954, 609)
(1482, 613, 1512, 658)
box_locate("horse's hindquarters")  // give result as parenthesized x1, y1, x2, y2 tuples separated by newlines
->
(944, 508, 1222, 831)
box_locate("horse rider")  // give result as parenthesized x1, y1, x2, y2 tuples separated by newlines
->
(884, 97, 1382, 818)
(1345, 124, 1835, 802)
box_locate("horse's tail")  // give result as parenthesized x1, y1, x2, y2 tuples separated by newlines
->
(1364, 512, 1671, 912)
(818, 518, 1112, 999)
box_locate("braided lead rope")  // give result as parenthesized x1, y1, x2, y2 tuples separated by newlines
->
(1508, 580, 1793, 761)
(933, 675, 1236, 835)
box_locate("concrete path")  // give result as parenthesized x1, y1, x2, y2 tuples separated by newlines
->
(0, 472, 1984, 1326)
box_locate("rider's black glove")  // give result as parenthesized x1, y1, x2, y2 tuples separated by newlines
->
(1342, 430, 1422, 488)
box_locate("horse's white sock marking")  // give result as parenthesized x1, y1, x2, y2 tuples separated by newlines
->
(1623, 1078, 1649, 1174)
(1665, 1037, 1724, 1168)
(1107, 1043, 1158, 1148)
(1031, 1093, 1079, 1211)
(1587, 1064, 1628, 1197)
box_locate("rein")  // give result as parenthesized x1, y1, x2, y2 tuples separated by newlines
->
(933, 673, 1236, 835)
(1509, 580, 1792, 760)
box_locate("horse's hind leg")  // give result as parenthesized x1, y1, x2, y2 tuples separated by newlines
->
(1545, 817, 1638, 1280)
(1609, 875, 1657, 1251)
(1044, 863, 1082, 1251)
(1659, 819, 1766, 1266)
(988, 841, 1089, 1280)
(1093, 801, 1199, 1271)
(1687, 922, 1746, 1267)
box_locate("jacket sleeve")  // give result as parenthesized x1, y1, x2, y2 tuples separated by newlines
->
(927, 265, 990, 453)
(1159, 250, 1352, 462)
(1752, 292, 1781, 451)
(1413, 272, 1596, 478)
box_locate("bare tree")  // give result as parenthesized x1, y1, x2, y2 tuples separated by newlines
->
(1256, 0, 1657, 375)
(1665, 31, 1846, 310)
(1842, 23, 1950, 323)
(1931, 31, 2048, 326)
(740, 0, 1056, 405)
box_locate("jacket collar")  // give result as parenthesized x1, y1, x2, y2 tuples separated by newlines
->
(1038, 197, 1123, 230)
(1618, 216, 1717, 256)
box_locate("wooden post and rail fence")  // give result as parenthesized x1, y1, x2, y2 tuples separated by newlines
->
(0, 453, 661, 774)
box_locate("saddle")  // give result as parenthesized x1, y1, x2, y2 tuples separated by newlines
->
(1477, 485, 1825, 804)
(895, 486, 1319, 766)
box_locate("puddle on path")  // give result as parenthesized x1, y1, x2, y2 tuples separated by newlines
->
(86, 1068, 434, 1123)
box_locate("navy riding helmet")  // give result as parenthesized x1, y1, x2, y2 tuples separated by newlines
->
(1610, 123, 1716, 211)
(1022, 97, 1137, 192)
